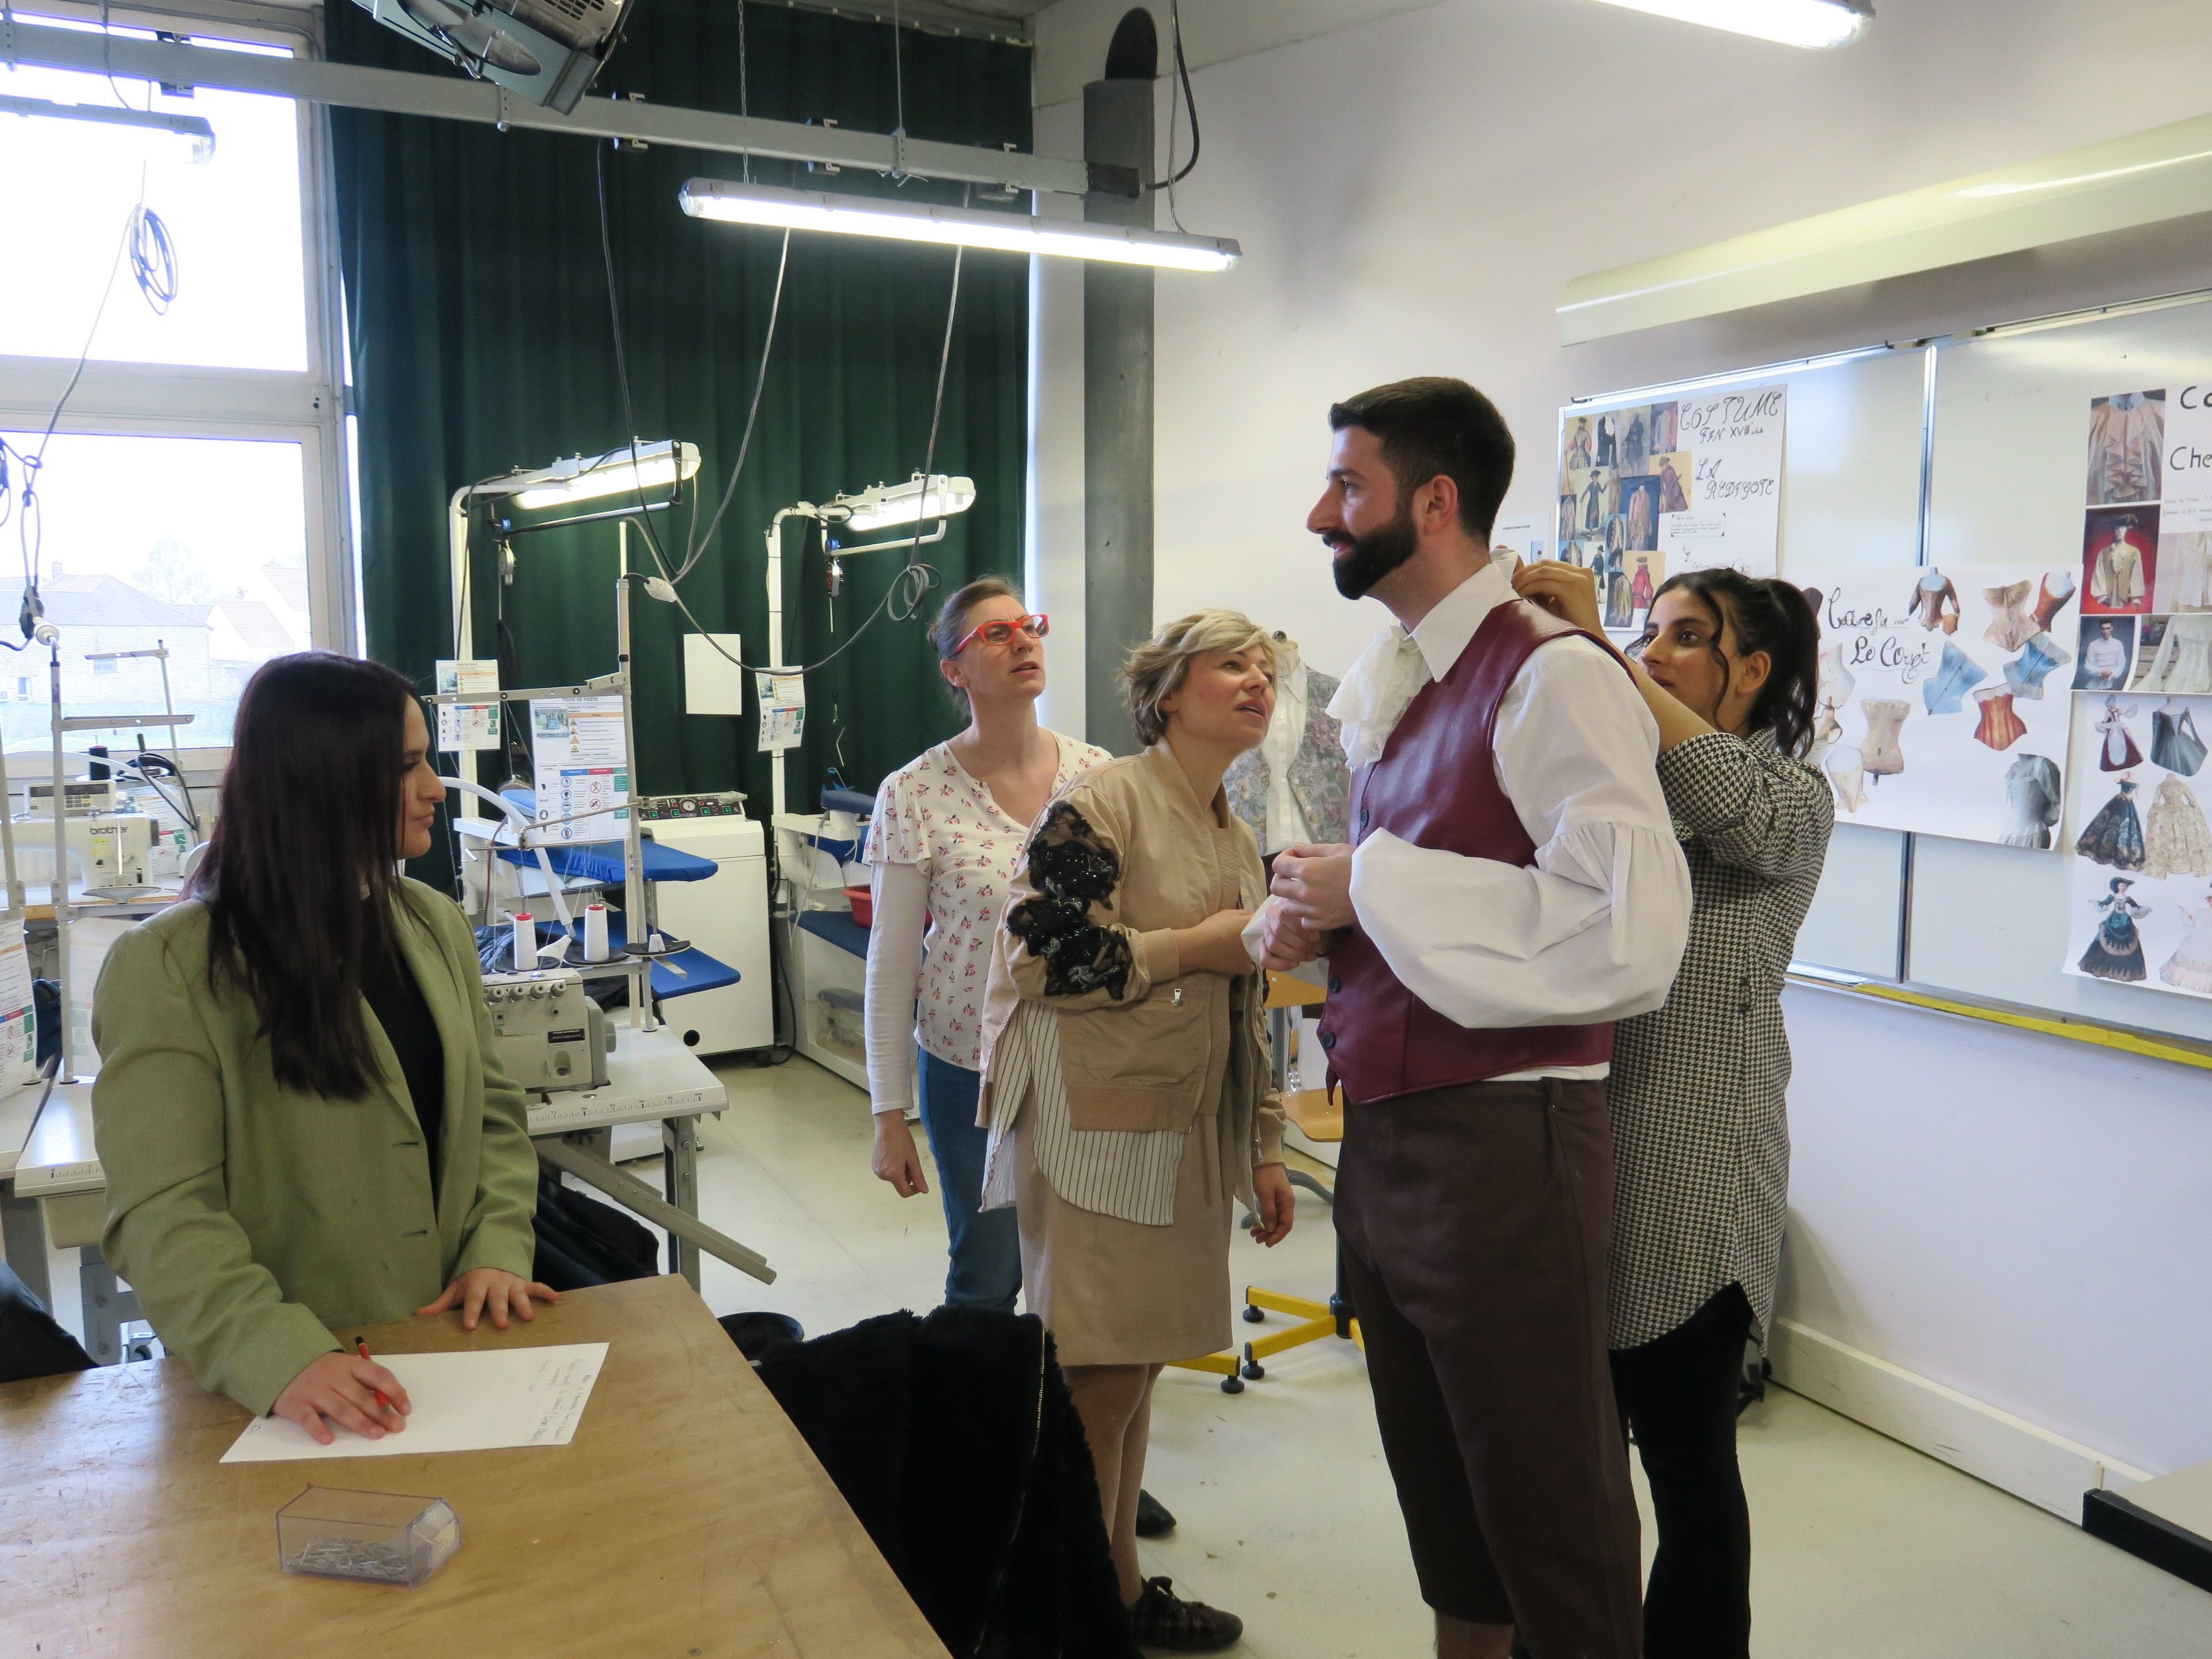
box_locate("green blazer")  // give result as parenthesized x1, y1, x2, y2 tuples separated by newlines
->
(91, 878, 539, 1415)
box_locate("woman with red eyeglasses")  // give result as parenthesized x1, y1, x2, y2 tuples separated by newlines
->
(863, 578, 1111, 1313)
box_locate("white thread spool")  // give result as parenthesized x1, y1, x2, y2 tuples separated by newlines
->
(511, 912, 533, 972)
(583, 903, 610, 963)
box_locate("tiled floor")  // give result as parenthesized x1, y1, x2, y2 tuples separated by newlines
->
(41, 1052, 2212, 1654)
(679, 1055, 2212, 1658)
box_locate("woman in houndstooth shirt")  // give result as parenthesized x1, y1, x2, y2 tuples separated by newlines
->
(1518, 560, 1829, 1659)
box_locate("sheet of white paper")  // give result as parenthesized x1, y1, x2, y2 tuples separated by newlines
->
(219, 1342, 609, 1463)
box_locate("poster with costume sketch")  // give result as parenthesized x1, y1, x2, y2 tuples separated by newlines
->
(1558, 384, 1783, 582)
(2074, 387, 2212, 702)
(1792, 564, 2078, 846)
(2063, 692, 2212, 999)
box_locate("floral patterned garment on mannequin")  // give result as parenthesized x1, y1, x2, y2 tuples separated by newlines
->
(2143, 777, 2212, 881)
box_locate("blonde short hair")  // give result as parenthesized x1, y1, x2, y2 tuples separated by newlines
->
(1123, 609, 1276, 747)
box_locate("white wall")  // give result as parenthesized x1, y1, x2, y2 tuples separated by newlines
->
(1031, 0, 2212, 1483)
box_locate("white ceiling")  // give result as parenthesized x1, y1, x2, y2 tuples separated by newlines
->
(1032, 0, 1452, 107)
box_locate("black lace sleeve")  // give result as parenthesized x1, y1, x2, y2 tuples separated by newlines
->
(1005, 802, 1135, 998)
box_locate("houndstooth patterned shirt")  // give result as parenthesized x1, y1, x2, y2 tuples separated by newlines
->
(1607, 730, 1832, 1351)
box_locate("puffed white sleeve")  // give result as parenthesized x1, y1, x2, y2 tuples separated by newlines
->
(1346, 636, 1691, 1027)
(863, 859, 929, 1116)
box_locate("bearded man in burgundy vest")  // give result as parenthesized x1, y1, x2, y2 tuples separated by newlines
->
(1259, 378, 1690, 1659)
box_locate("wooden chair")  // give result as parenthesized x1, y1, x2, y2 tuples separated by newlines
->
(1171, 975, 1363, 1393)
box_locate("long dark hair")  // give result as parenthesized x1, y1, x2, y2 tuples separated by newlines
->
(1649, 569, 1820, 757)
(190, 652, 421, 1098)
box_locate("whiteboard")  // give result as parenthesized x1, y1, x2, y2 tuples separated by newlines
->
(1580, 290, 2212, 1039)
(1573, 347, 1927, 977)
(1907, 297, 2212, 1041)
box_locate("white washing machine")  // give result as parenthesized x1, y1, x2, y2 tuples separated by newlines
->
(645, 815, 774, 1056)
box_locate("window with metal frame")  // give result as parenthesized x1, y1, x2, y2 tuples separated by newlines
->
(0, 1, 353, 766)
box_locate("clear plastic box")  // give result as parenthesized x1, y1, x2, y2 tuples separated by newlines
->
(275, 1487, 461, 1587)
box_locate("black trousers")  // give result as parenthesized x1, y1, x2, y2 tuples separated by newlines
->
(1609, 1283, 1756, 1659)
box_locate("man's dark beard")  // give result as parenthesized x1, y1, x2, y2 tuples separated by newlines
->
(1327, 498, 1419, 599)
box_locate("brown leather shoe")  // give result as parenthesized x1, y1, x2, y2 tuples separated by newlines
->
(1129, 1576, 1243, 1652)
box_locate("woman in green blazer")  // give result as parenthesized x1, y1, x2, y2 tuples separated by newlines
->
(92, 652, 554, 1443)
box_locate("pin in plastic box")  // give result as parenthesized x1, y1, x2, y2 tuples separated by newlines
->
(276, 1487, 461, 1587)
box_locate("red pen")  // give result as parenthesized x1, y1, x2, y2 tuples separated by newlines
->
(355, 1337, 394, 1415)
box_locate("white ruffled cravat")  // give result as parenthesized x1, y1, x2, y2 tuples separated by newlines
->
(1327, 623, 1430, 770)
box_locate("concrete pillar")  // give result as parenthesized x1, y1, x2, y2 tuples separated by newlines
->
(1082, 74, 1155, 755)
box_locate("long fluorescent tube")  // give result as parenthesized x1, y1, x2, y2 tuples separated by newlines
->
(0, 93, 216, 160)
(679, 179, 1241, 273)
(1589, 0, 1872, 50)
(836, 474, 977, 532)
(497, 440, 700, 509)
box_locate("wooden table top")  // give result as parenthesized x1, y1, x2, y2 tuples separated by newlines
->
(0, 1275, 948, 1659)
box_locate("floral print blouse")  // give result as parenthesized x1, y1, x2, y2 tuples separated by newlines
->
(865, 730, 1111, 1070)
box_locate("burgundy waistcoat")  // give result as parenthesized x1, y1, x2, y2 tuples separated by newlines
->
(1320, 598, 1619, 1104)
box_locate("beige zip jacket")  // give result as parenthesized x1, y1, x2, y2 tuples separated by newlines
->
(976, 744, 1286, 1180)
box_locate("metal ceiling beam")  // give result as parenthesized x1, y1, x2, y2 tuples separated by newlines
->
(0, 17, 1092, 195)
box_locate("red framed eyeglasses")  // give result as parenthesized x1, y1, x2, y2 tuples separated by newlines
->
(950, 613, 1050, 654)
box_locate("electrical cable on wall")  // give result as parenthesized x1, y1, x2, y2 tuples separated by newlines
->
(1151, 0, 1201, 224)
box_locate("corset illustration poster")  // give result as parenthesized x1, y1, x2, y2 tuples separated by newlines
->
(1796, 562, 2078, 846)
(2063, 692, 2212, 1004)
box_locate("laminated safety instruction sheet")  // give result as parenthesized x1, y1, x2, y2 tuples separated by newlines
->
(531, 696, 629, 843)
(220, 1342, 609, 1463)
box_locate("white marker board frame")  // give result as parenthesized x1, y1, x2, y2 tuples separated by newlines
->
(1570, 284, 2212, 1045)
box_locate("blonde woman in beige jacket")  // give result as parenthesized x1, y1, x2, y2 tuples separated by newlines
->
(973, 609, 1294, 1653)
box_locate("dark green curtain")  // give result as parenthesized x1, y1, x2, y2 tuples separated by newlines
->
(329, 2, 1032, 836)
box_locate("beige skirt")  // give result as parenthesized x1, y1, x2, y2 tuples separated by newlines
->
(1012, 1104, 1233, 1369)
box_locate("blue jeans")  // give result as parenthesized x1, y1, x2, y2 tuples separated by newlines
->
(916, 1049, 1021, 1314)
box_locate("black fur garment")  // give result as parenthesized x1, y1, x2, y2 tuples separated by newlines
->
(1006, 804, 1134, 998)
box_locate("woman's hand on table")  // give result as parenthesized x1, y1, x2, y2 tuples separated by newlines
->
(416, 1268, 560, 1331)
(1251, 1162, 1296, 1248)
(271, 1350, 410, 1445)
(1173, 908, 1256, 976)
(872, 1112, 931, 1198)
(1513, 559, 1607, 635)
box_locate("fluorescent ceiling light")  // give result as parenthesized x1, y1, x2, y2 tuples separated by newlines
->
(0, 93, 215, 160)
(497, 440, 700, 510)
(679, 179, 1241, 273)
(1589, 0, 1872, 50)
(836, 474, 977, 533)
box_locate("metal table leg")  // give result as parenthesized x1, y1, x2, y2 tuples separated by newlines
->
(78, 1245, 143, 1366)
(2, 1180, 51, 1308)
(662, 1116, 700, 1290)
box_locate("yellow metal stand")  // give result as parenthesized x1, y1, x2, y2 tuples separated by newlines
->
(1171, 1036, 1363, 1392)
